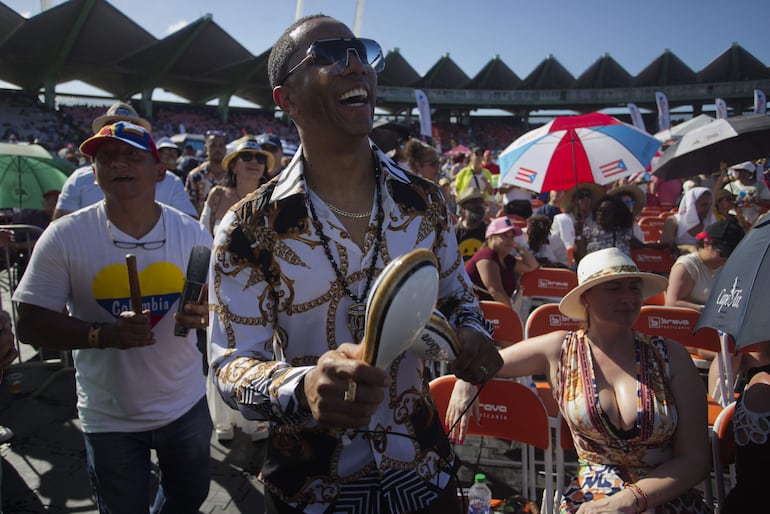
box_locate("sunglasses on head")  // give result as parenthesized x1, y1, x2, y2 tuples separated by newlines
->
(279, 37, 385, 86)
(577, 192, 593, 199)
(238, 152, 267, 164)
(206, 130, 226, 137)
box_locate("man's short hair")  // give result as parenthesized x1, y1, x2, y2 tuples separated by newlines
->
(267, 13, 330, 89)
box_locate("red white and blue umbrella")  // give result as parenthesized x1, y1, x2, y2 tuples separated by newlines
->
(498, 112, 662, 193)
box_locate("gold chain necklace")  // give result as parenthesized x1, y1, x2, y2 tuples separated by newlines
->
(322, 199, 372, 219)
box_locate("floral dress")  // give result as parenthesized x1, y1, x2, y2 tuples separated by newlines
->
(555, 330, 709, 513)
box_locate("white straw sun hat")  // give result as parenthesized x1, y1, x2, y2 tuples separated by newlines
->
(559, 248, 668, 320)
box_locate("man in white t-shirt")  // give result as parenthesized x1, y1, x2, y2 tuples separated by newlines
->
(53, 102, 197, 220)
(13, 121, 213, 513)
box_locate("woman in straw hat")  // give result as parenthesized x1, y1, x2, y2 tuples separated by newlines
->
(200, 137, 273, 443)
(199, 138, 273, 237)
(447, 248, 710, 513)
(574, 194, 675, 264)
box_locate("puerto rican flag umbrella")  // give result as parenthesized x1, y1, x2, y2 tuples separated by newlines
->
(498, 112, 662, 193)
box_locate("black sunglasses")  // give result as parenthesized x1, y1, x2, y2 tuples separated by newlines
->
(278, 37, 385, 86)
(239, 152, 267, 164)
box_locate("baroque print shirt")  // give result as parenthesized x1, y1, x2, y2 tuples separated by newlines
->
(208, 143, 490, 513)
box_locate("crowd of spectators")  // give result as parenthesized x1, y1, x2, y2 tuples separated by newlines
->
(1, 90, 528, 159)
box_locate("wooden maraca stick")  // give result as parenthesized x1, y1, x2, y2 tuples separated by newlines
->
(125, 254, 143, 313)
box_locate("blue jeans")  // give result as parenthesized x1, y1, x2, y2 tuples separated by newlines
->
(83, 397, 212, 514)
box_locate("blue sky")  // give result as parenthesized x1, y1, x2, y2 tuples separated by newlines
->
(3, 0, 770, 108)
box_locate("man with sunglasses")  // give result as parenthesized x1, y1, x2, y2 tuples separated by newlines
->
(185, 129, 228, 215)
(257, 132, 285, 178)
(207, 14, 502, 514)
(14, 121, 213, 514)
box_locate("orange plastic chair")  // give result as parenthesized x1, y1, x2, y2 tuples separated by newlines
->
(631, 247, 676, 275)
(711, 401, 736, 511)
(524, 303, 583, 340)
(632, 305, 721, 353)
(640, 206, 666, 217)
(632, 305, 726, 424)
(643, 291, 666, 305)
(429, 376, 554, 512)
(519, 267, 578, 302)
(479, 301, 524, 348)
(638, 216, 666, 243)
(524, 303, 583, 419)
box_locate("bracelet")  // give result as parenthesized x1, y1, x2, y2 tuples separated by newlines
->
(627, 483, 648, 512)
(87, 322, 103, 349)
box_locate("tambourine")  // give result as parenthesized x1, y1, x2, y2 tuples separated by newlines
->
(361, 249, 460, 368)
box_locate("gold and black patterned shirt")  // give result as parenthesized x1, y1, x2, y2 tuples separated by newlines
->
(208, 142, 489, 513)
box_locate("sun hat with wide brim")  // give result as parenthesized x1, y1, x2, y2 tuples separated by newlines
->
(91, 102, 152, 133)
(221, 140, 274, 172)
(608, 184, 646, 217)
(559, 183, 605, 214)
(456, 187, 485, 207)
(559, 247, 668, 320)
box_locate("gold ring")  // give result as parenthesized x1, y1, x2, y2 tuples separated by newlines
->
(343, 381, 357, 402)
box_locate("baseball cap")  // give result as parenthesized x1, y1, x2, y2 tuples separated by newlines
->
(256, 133, 283, 151)
(91, 102, 152, 133)
(156, 137, 181, 155)
(696, 219, 745, 258)
(485, 216, 523, 239)
(80, 121, 160, 161)
(729, 161, 756, 174)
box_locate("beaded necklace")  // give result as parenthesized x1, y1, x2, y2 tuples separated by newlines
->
(303, 157, 384, 341)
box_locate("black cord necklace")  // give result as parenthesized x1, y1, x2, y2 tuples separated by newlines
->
(303, 156, 384, 341)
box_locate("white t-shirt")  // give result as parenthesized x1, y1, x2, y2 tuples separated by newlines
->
(13, 202, 212, 432)
(550, 212, 596, 249)
(57, 166, 198, 218)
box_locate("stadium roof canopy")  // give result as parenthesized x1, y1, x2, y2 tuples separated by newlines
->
(1, 0, 769, 116)
(575, 54, 633, 89)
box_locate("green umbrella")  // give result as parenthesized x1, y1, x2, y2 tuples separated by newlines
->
(0, 154, 68, 210)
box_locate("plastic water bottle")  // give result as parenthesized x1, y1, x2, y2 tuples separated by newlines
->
(468, 473, 492, 514)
